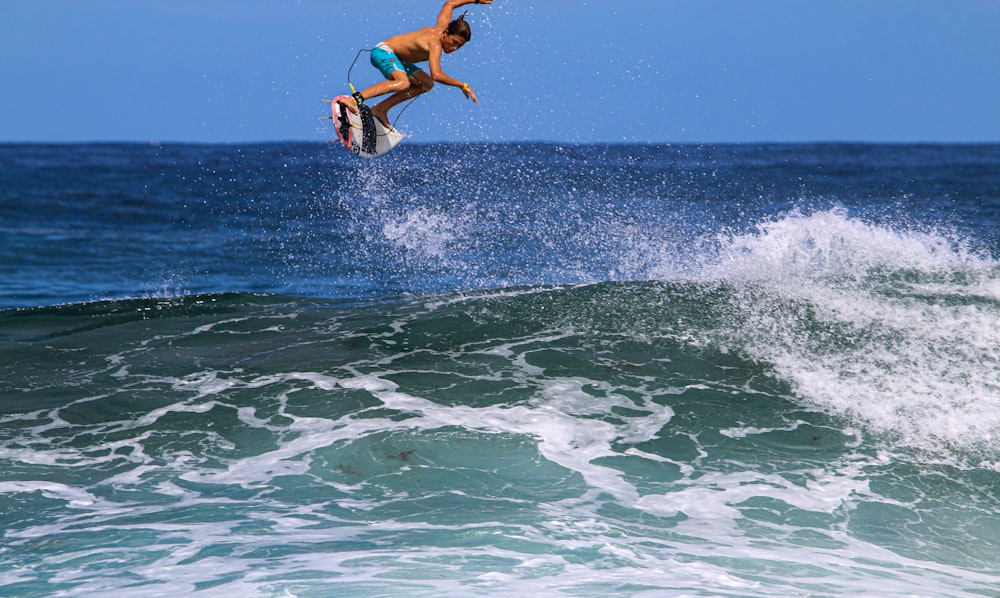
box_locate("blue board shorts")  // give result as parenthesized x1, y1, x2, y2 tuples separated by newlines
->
(370, 43, 421, 79)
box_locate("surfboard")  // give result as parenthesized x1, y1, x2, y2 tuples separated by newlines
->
(329, 96, 404, 158)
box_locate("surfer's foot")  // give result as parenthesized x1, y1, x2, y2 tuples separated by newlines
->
(335, 96, 358, 115)
(370, 107, 394, 131)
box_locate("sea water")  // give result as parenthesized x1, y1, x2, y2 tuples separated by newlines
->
(1, 142, 999, 596)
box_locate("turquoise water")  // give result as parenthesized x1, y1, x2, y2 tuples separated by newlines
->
(1, 143, 999, 596)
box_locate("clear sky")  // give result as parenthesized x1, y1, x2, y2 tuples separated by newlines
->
(2, 0, 999, 144)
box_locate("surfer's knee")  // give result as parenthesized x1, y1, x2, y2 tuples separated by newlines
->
(412, 75, 434, 94)
(389, 78, 412, 93)
(384, 70, 411, 93)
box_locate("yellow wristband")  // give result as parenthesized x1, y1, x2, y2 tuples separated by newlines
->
(461, 83, 470, 90)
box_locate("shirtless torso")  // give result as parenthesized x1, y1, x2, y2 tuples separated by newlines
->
(381, 26, 464, 89)
(382, 28, 441, 64)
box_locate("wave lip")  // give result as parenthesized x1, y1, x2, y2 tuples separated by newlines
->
(686, 208, 1000, 455)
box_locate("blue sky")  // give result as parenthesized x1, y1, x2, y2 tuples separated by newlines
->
(2, 0, 999, 144)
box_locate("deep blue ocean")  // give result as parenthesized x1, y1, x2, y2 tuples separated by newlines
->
(1, 142, 999, 596)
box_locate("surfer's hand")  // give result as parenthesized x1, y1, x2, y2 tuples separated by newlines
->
(336, 96, 359, 115)
(461, 83, 479, 104)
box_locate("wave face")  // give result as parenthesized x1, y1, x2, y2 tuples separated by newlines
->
(1, 143, 999, 596)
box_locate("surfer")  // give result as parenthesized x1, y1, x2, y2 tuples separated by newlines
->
(336, 0, 492, 130)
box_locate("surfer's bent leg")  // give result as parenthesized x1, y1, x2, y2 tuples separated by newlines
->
(338, 43, 415, 115)
(371, 71, 433, 129)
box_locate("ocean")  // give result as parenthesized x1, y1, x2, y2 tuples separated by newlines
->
(1, 142, 999, 596)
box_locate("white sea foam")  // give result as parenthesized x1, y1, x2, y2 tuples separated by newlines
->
(4, 356, 997, 596)
(0, 481, 101, 508)
(680, 208, 1000, 455)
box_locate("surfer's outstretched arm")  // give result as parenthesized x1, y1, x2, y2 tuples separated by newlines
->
(436, 0, 493, 30)
(427, 0, 491, 103)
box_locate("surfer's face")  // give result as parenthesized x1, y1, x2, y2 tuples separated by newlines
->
(442, 34, 466, 53)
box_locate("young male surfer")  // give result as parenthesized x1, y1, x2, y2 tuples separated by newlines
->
(336, 0, 493, 130)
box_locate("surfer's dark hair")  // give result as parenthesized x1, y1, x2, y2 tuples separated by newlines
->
(448, 11, 471, 41)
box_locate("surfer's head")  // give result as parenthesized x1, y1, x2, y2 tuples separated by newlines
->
(443, 12, 471, 52)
